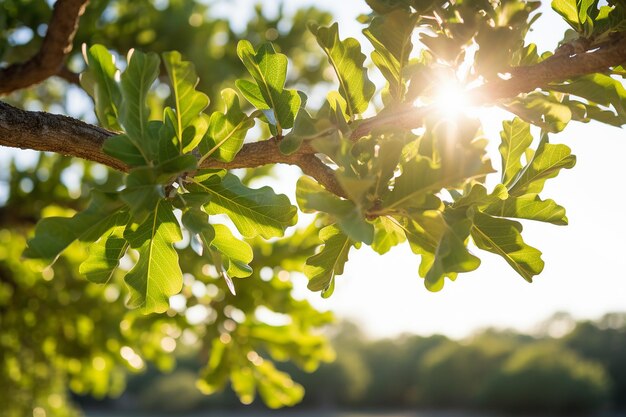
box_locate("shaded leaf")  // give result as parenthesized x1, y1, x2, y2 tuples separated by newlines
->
(191, 172, 297, 239)
(79, 210, 130, 283)
(296, 176, 373, 244)
(24, 192, 125, 262)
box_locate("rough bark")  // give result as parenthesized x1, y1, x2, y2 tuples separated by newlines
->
(0, 0, 89, 95)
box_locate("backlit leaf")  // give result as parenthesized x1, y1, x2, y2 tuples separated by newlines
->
(499, 118, 534, 187)
(471, 210, 544, 282)
(199, 88, 254, 162)
(79, 210, 130, 283)
(304, 224, 356, 294)
(124, 199, 183, 313)
(210, 224, 253, 278)
(508, 137, 576, 197)
(119, 49, 160, 161)
(310, 23, 375, 119)
(80, 44, 122, 131)
(363, 9, 417, 101)
(162, 51, 210, 152)
(236, 41, 300, 132)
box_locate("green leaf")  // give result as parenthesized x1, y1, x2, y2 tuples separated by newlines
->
(210, 224, 253, 278)
(124, 199, 183, 313)
(552, 0, 581, 30)
(162, 51, 210, 153)
(363, 9, 417, 101)
(79, 210, 130, 284)
(504, 93, 573, 133)
(371, 216, 406, 255)
(296, 177, 351, 214)
(158, 109, 182, 162)
(296, 176, 374, 244)
(197, 339, 230, 395)
(279, 109, 317, 155)
(577, 0, 596, 24)
(471, 210, 544, 282)
(485, 195, 568, 225)
(102, 134, 147, 167)
(157, 154, 197, 175)
(304, 224, 356, 293)
(383, 157, 441, 210)
(80, 44, 122, 130)
(199, 88, 254, 163)
(190, 172, 297, 239)
(403, 211, 480, 292)
(181, 207, 211, 235)
(121, 167, 165, 217)
(235, 79, 268, 109)
(550, 73, 626, 118)
(508, 137, 576, 197)
(119, 49, 161, 161)
(236, 41, 300, 132)
(451, 184, 508, 210)
(499, 118, 534, 187)
(310, 22, 375, 119)
(24, 192, 125, 262)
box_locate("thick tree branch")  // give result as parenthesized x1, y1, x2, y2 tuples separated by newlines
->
(474, 32, 626, 101)
(352, 32, 626, 139)
(0, 101, 124, 170)
(0, 0, 89, 96)
(0, 101, 346, 195)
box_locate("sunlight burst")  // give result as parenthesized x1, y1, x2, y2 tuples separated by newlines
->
(432, 81, 471, 117)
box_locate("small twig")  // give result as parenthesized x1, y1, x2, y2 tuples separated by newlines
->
(56, 66, 81, 86)
(0, 0, 89, 95)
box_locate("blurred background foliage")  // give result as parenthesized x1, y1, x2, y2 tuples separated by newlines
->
(78, 313, 626, 415)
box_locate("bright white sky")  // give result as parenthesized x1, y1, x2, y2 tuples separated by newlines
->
(211, 0, 626, 339)
(4, 0, 624, 340)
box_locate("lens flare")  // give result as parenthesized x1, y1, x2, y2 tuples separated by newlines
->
(433, 81, 471, 117)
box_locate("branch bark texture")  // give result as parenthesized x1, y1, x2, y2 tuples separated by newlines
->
(0, 0, 89, 95)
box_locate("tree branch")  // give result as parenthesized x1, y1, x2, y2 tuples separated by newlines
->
(474, 31, 626, 101)
(0, 101, 125, 170)
(56, 66, 81, 86)
(352, 31, 626, 138)
(1, 31, 626, 198)
(0, 101, 346, 195)
(0, 0, 89, 96)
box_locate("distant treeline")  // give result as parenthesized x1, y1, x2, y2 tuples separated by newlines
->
(81, 313, 626, 414)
